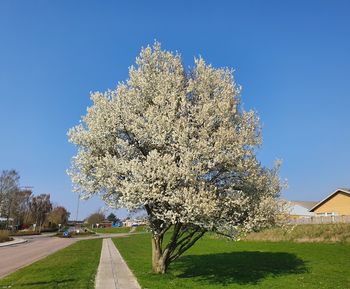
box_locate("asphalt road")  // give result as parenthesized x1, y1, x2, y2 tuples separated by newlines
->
(0, 234, 74, 278)
(0, 232, 133, 279)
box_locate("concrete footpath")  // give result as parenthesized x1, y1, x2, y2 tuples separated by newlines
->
(95, 238, 141, 289)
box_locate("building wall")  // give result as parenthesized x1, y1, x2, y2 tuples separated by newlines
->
(314, 192, 350, 215)
(290, 204, 314, 217)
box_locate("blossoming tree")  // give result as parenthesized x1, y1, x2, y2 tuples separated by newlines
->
(68, 42, 282, 273)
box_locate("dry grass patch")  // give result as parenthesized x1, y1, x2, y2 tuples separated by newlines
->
(244, 223, 350, 243)
(0, 230, 12, 243)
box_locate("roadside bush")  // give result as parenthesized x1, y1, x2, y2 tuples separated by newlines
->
(9, 231, 41, 236)
(0, 230, 12, 243)
(41, 227, 59, 233)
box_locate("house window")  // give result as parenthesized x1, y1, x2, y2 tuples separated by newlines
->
(317, 212, 337, 217)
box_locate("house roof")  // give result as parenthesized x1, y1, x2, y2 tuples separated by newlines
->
(309, 188, 350, 212)
(289, 201, 318, 210)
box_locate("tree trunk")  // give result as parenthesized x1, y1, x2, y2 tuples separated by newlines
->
(35, 216, 39, 232)
(151, 235, 168, 274)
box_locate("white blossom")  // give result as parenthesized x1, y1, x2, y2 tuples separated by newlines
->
(68, 42, 283, 272)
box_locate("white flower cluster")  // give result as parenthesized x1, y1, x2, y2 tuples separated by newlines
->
(68, 42, 282, 236)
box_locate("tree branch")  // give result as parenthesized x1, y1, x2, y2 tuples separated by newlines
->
(173, 228, 199, 248)
(170, 230, 206, 262)
(163, 222, 182, 253)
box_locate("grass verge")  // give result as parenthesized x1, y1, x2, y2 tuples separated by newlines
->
(113, 233, 350, 289)
(92, 225, 147, 234)
(0, 239, 102, 289)
(134, 225, 147, 232)
(244, 223, 350, 243)
(92, 226, 131, 234)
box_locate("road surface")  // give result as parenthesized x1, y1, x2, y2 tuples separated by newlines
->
(0, 232, 133, 279)
(0, 234, 74, 278)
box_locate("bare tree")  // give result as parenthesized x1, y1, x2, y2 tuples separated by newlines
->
(0, 170, 20, 229)
(11, 189, 32, 229)
(86, 212, 105, 225)
(47, 206, 70, 228)
(29, 194, 52, 232)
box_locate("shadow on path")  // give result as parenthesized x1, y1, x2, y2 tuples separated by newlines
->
(173, 251, 307, 286)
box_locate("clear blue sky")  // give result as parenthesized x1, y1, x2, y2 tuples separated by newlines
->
(1, 0, 349, 219)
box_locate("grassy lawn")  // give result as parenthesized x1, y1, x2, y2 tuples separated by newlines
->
(134, 225, 147, 232)
(92, 226, 132, 234)
(93, 225, 148, 234)
(113, 233, 350, 289)
(0, 239, 102, 289)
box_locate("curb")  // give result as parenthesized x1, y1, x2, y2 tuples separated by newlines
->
(0, 238, 28, 247)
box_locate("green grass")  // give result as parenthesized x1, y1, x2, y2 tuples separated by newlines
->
(113, 233, 350, 289)
(134, 225, 147, 232)
(92, 226, 132, 234)
(91, 225, 148, 234)
(0, 239, 102, 289)
(244, 223, 350, 243)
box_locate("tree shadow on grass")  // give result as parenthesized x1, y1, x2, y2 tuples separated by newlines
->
(172, 251, 307, 286)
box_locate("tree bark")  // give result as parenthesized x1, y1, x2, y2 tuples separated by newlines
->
(151, 235, 168, 274)
(150, 224, 206, 274)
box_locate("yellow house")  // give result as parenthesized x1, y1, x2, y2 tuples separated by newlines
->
(309, 188, 350, 216)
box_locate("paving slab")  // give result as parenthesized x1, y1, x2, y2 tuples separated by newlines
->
(95, 238, 141, 289)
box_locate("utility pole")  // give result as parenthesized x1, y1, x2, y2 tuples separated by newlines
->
(75, 193, 80, 228)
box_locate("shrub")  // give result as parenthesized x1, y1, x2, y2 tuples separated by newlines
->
(9, 230, 41, 236)
(0, 230, 12, 243)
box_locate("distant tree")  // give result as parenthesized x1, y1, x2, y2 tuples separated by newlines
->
(107, 213, 118, 223)
(11, 189, 32, 229)
(47, 206, 70, 228)
(86, 212, 105, 225)
(29, 194, 52, 232)
(0, 170, 20, 229)
(68, 43, 283, 273)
